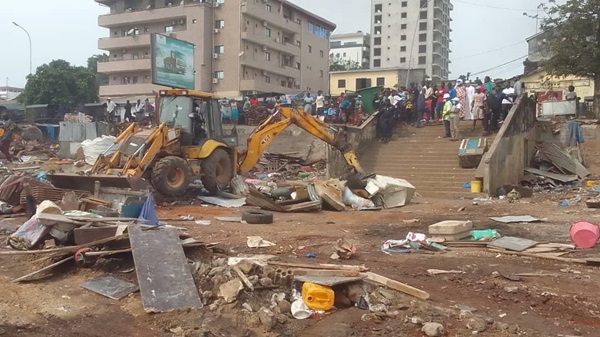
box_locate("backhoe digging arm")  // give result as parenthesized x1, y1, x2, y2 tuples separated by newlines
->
(238, 107, 364, 175)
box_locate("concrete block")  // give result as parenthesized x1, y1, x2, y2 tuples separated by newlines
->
(429, 220, 473, 235)
(430, 230, 471, 241)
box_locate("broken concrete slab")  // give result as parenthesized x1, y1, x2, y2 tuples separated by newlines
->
(490, 216, 540, 223)
(429, 220, 473, 235)
(488, 236, 539, 252)
(80, 275, 139, 300)
(74, 226, 118, 245)
(293, 275, 365, 287)
(219, 279, 244, 303)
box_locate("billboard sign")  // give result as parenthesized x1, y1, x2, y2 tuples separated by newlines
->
(151, 33, 195, 90)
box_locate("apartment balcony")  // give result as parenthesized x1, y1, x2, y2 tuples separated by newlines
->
(98, 5, 190, 28)
(241, 56, 300, 78)
(98, 34, 152, 50)
(100, 83, 165, 98)
(97, 58, 152, 73)
(241, 2, 301, 34)
(240, 79, 291, 93)
(241, 31, 300, 56)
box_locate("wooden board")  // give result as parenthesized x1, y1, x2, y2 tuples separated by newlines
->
(524, 167, 578, 183)
(487, 236, 538, 252)
(294, 275, 365, 286)
(74, 226, 118, 245)
(81, 275, 139, 300)
(362, 272, 430, 300)
(128, 225, 202, 312)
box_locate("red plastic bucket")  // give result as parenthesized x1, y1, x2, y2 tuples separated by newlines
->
(570, 221, 600, 248)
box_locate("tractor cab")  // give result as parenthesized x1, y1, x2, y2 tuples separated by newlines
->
(158, 89, 237, 147)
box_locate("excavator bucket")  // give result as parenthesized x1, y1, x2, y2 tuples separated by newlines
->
(46, 173, 149, 193)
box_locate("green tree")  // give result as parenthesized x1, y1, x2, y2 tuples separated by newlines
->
(540, 0, 600, 115)
(18, 60, 98, 109)
(87, 53, 109, 86)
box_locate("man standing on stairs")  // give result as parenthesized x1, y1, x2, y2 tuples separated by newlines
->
(415, 87, 426, 128)
(442, 93, 452, 138)
(377, 99, 395, 143)
(449, 97, 462, 141)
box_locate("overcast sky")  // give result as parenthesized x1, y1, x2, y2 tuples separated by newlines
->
(1, 0, 544, 88)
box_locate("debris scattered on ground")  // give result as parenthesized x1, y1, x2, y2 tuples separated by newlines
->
(80, 275, 139, 300)
(247, 236, 276, 248)
(490, 215, 541, 223)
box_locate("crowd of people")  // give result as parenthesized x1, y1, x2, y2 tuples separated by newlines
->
(375, 76, 525, 143)
(105, 97, 155, 124)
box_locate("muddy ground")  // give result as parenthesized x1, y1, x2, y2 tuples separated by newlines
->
(0, 193, 599, 337)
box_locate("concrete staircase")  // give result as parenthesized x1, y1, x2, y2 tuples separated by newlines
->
(362, 121, 490, 199)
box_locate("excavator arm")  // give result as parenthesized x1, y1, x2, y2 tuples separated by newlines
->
(238, 106, 364, 175)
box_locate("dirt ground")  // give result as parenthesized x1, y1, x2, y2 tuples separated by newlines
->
(1, 193, 600, 337)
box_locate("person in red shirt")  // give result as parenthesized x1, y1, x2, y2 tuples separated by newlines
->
(434, 82, 447, 121)
(250, 96, 259, 106)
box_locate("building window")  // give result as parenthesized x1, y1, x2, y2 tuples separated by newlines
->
(265, 27, 271, 37)
(400, 57, 406, 63)
(400, 46, 406, 52)
(320, 70, 324, 78)
(265, 76, 271, 83)
(214, 45, 225, 54)
(420, 11, 427, 19)
(296, 40, 301, 46)
(375, 27, 382, 35)
(375, 4, 382, 12)
(320, 50, 324, 58)
(132, 76, 138, 84)
(419, 22, 427, 30)
(401, 35, 406, 41)
(338, 79, 346, 88)
(401, 1, 407, 7)
(418, 56, 426, 65)
(214, 71, 224, 79)
(215, 20, 225, 29)
(419, 45, 426, 53)
(308, 45, 312, 53)
(401, 23, 407, 29)
(401, 12, 407, 18)
(265, 3, 271, 11)
(165, 25, 174, 33)
(419, 33, 427, 42)
(376, 77, 385, 86)
(375, 15, 382, 24)
(308, 20, 331, 39)
(374, 59, 381, 67)
(296, 18, 301, 24)
(265, 51, 271, 61)
(296, 62, 301, 69)
(374, 48, 381, 56)
(374, 37, 381, 45)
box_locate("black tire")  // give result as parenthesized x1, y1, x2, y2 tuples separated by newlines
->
(201, 148, 233, 195)
(151, 156, 192, 196)
(242, 210, 274, 224)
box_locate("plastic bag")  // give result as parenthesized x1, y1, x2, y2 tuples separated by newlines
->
(8, 215, 50, 250)
(342, 187, 375, 210)
(81, 136, 117, 165)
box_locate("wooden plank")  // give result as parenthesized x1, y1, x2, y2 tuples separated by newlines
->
(524, 167, 578, 183)
(232, 266, 254, 291)
(0, 234, 129, 256)
(128, 224, 202, 313)
(268, 261, 370, 272)
(13, 256, 74, 283)
(362, 272, 430, 300)
(74, 226, 118, 245)
(488, 249, 588, 264)
(292, 269, 360, 277)
(294, 275, 365, 286)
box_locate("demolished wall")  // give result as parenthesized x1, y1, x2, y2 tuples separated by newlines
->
(326, 114, 379, 178)
(479, 97, 538, 195)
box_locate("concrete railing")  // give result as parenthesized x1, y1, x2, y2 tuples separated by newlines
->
(326, 113, 379, 178)
(477, 96, 538, 195)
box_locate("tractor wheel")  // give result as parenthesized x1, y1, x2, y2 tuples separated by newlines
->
(151, 156, 192, 196)
(201, 149, 233, 195)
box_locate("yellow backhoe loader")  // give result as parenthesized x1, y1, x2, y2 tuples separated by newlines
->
(48, 89, 363, 196)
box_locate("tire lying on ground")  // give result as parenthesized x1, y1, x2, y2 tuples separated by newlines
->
(201, 148, 233, 195)
(242, 210, 274, 224)
(151, 156, 192, 196)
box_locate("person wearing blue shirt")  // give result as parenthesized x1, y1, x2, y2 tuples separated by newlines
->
(448, 83, 457, 100)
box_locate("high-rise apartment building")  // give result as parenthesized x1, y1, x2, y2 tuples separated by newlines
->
(370, 0, 452, 82)
(330, 32, 371, 69)
(95, 0, 335, 100)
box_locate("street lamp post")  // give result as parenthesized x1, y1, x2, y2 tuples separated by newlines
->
(12, 22, 32, 75)
(406, 0, 433, 88)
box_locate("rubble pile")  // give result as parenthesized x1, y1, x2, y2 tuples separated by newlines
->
(245, 105, 273, 126)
